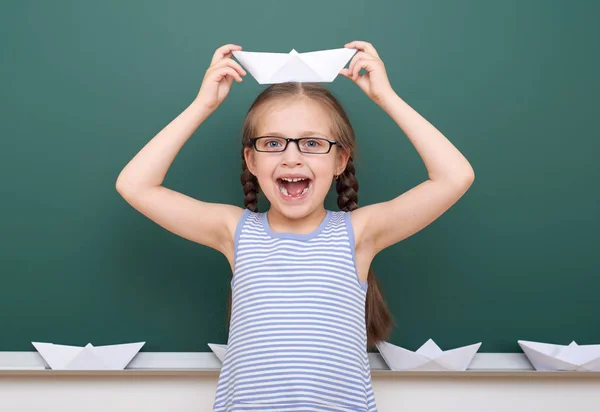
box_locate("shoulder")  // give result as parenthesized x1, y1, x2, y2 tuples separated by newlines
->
(234, 208, 260, 226)
(232, 208, 264, 236)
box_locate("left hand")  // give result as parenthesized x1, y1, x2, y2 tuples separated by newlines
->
(340, 41, 395, 105)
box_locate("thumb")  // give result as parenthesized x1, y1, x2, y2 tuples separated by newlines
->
(340, 68, 366, 89)
(339, 68, 353, 79)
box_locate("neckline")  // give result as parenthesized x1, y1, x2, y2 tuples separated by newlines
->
(262, 210, 331, 240)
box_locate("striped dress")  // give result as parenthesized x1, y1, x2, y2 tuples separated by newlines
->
(212, 209, 377, 412)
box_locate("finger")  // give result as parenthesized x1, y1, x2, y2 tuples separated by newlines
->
(350, 58, 375, 80)
(339, 68, 358, 82)
(344, 41, 379, 58)
(339, 68, 351, 78)
(340, 67, 368, 91)
(351, 58, 376, 80)
(348, 52, 370, 76)
(340, 65, 366, 82)
(214, 66, 243, 83)
(211, 44, 242, 65)
(225, 74, 234, 88)
(211, 44, 242, 64)
(212, 58, 247, 77)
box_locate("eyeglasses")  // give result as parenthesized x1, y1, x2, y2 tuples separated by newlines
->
(249, 136, 338, 154)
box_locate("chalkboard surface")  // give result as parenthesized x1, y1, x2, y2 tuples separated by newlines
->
(1, 1, 598, 352)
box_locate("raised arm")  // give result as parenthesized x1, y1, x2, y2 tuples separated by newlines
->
(116, 44, 247, 264)
(340, 41, 475, 256)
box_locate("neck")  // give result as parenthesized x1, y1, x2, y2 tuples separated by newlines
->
(266, 207, 327, 235)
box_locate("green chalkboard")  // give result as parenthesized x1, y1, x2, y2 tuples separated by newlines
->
(1, 1, 598, 353)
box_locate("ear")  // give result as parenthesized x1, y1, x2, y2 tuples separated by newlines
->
(244, 147, 257, 176)
(335, 148, 351, 176)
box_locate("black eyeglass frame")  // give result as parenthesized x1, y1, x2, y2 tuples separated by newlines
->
(249, 136, 338, 154)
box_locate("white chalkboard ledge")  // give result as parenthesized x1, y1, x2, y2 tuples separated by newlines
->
(1, 352, 599, 377)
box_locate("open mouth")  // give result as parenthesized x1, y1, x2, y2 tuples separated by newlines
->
(276, 176, 312, 200)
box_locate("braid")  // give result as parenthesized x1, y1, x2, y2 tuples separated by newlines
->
(335, 156, 394, 349)
(241, 151, 259, 212)
(336, 157, 359, 212)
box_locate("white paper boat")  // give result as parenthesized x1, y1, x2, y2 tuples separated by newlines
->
(208, 343, 227, 363)
(376, 339, 481, 371)
(232, 47, 357, 84)
(518, 340, 600, 371)
(32, 341, 145, 370)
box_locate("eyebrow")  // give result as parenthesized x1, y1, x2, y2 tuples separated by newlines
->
(261, 131, 329, 138)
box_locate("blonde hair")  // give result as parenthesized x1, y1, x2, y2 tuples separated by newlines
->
(231, 82, 394, 349)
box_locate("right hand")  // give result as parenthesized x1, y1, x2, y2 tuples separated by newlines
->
(195, 44, 246, 111)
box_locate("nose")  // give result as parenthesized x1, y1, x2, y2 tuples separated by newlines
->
(280, 140, 303, 167)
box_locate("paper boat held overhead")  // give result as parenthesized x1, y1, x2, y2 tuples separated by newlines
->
(518, 340, 600, 371)
(376, 339, 481, 371)
(208, 343, 227, 363)
(32, 341, 145, 370)
(232, 47, 357, 84)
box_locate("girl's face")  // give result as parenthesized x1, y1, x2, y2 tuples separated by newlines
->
(244, 98, 349, 219)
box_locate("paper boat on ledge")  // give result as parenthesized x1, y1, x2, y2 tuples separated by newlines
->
(208, 343, 227, 363)
(518, 340, 600, 371)
(32, 341, 145, 370)
(376, 339, 481, 371)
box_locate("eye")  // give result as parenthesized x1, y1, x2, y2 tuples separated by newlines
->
(266, 140, 282, 147)
(303, 139, 323, 147)
(258, 137, 285, 150)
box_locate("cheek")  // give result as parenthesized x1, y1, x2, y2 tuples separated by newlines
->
(254, 158, 278, 177)
(312, 158, 337, 178)
(311, 160, 336, 192)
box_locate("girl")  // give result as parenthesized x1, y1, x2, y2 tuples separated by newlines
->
(116, 41, 475, 411)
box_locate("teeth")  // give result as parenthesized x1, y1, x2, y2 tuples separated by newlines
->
(281, 177, 307, 182)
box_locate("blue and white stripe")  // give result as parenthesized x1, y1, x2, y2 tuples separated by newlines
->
(213, 209, 377, 411)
